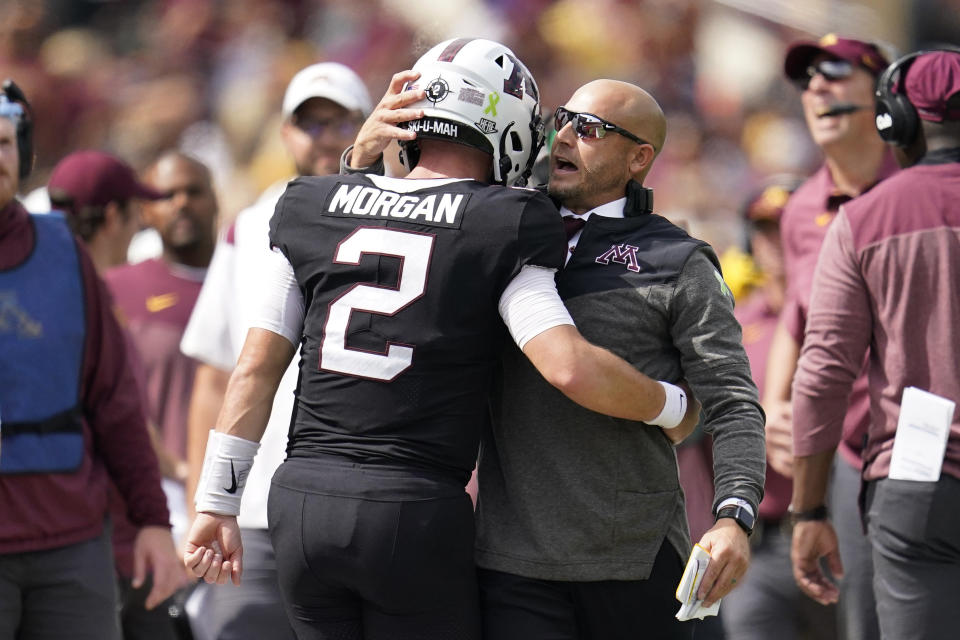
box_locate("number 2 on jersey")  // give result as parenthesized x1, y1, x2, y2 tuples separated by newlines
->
(321, 227, 434, 381)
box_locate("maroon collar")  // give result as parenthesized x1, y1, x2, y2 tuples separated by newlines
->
(821, 151, 899, 211)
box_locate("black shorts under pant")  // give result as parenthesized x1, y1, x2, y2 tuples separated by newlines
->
(268, 456, 479, 640)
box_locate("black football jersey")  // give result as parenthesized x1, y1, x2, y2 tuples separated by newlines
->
(269, 174, 565, 480)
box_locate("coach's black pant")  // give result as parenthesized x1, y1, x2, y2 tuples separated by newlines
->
(268, 456, 479, 640)
(478, 541, 695, 640)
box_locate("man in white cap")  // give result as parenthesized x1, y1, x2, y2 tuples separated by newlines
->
(179, 62, 372, 640)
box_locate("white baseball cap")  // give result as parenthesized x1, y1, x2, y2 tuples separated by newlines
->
(282, 62, 373, 119)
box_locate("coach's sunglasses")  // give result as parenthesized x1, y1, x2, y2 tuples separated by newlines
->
(798, 59, 854, 89)
(553, 107, 654, 149)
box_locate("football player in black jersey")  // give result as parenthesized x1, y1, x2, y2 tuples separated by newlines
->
(184, 38, 699, 640)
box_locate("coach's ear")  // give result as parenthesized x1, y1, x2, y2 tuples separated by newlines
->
(628, 143, 656, 181)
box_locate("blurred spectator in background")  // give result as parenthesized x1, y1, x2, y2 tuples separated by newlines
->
(179, 62, 371, 640)
(717, 177, 838, 640)
(47, 149, 194, 639)
(104, 150, 218, 544)
(791, 48, 960, 640)
(763, 35, 895, 640)
(0, 80, 182, 640)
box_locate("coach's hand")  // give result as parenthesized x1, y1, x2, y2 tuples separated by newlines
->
(183, 512, 244, 586)
(351, 70, 427, 169)
(695, 519, 750, 607)
(133, 525, 191, 610)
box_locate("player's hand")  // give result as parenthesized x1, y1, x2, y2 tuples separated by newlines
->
(764, 399, 794, 477)
(132, 525, 192, 610)
(351, 70, 426, 168)
(661, 380, 701, 445)
(696, 519, 750, 607)
(791, 519, 843, 605)
(183, 512, 244, 586)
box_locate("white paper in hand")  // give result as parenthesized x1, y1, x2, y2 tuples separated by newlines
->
(675, 543, 721, 621)
(888, 387, 955, 482)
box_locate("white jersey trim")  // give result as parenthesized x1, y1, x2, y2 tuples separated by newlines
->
(367, 174, 471, 193)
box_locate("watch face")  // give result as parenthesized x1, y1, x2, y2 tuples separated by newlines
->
(719, 505, 754, 534)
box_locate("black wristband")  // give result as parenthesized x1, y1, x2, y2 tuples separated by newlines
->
(339, 145, 385, 176)
(788, 504, 828, 524)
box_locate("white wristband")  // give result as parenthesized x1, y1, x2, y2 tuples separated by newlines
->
(649, 381, 687, 429)
(194, 430, 260, 516)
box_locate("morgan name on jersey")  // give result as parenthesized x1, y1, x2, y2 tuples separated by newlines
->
(322, 182, 471, 229)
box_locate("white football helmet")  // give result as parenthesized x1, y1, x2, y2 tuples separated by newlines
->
(399, 38, 544, 187)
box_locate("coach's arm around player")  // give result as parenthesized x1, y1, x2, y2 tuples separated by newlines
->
(183, 252, 701, 587)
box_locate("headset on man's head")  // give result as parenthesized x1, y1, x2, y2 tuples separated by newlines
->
(875, 45, 960, 147)
(1, 79, 33, 179)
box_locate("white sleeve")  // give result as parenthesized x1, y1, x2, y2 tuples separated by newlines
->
(498, 265, 574, 349)
(249, 248, 305, 346)
(181, 238, 238, 370)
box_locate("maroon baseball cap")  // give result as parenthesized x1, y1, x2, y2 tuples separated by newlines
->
(48, 150, 163, 215)
(784, 33, 888, 82)
(903, 51, 960, 122)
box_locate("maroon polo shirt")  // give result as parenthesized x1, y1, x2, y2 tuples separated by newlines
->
(105, 258, 205, 462)
(794, 153, 960, 482)
(780, 153, 899, 468)
(0, 201, 169, 553)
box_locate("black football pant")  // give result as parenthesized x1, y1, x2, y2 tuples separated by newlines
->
(478, 541, 695, 640)
(268, 456, 479, 640)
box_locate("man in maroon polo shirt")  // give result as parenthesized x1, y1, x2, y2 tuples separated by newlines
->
(791, 50, 960, 640)
(764, 34, 895, 640)
(105, 151, 218, 517)
(0, 82, 180, 639)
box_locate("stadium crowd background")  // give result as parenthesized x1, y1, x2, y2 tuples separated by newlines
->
(4, 0, 958, 256)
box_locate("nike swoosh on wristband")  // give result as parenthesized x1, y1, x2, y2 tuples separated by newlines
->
(224, 460, 238, 494)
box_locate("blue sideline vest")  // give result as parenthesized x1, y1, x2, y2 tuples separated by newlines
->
(0, 213, 85, 473)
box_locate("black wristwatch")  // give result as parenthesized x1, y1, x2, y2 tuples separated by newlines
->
(716, 503, 756, 537)
(787, 504, 828, 525)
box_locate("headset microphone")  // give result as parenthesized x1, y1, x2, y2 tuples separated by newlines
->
(818, 103, 869, 117)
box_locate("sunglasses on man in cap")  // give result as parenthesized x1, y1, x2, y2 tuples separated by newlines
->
(795, 59, 855, 90)
(291, 111, 363, 141)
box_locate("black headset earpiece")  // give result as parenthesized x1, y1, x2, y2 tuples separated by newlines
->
(1, 79, 33, 179)
(875, 45, 960, 147)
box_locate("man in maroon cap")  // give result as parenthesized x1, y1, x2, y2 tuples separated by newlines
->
(48, 150, 166, 272)
(791, 49, 960, 640)
(764, 33, 897, 640)
(0, 86, 183, 638)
